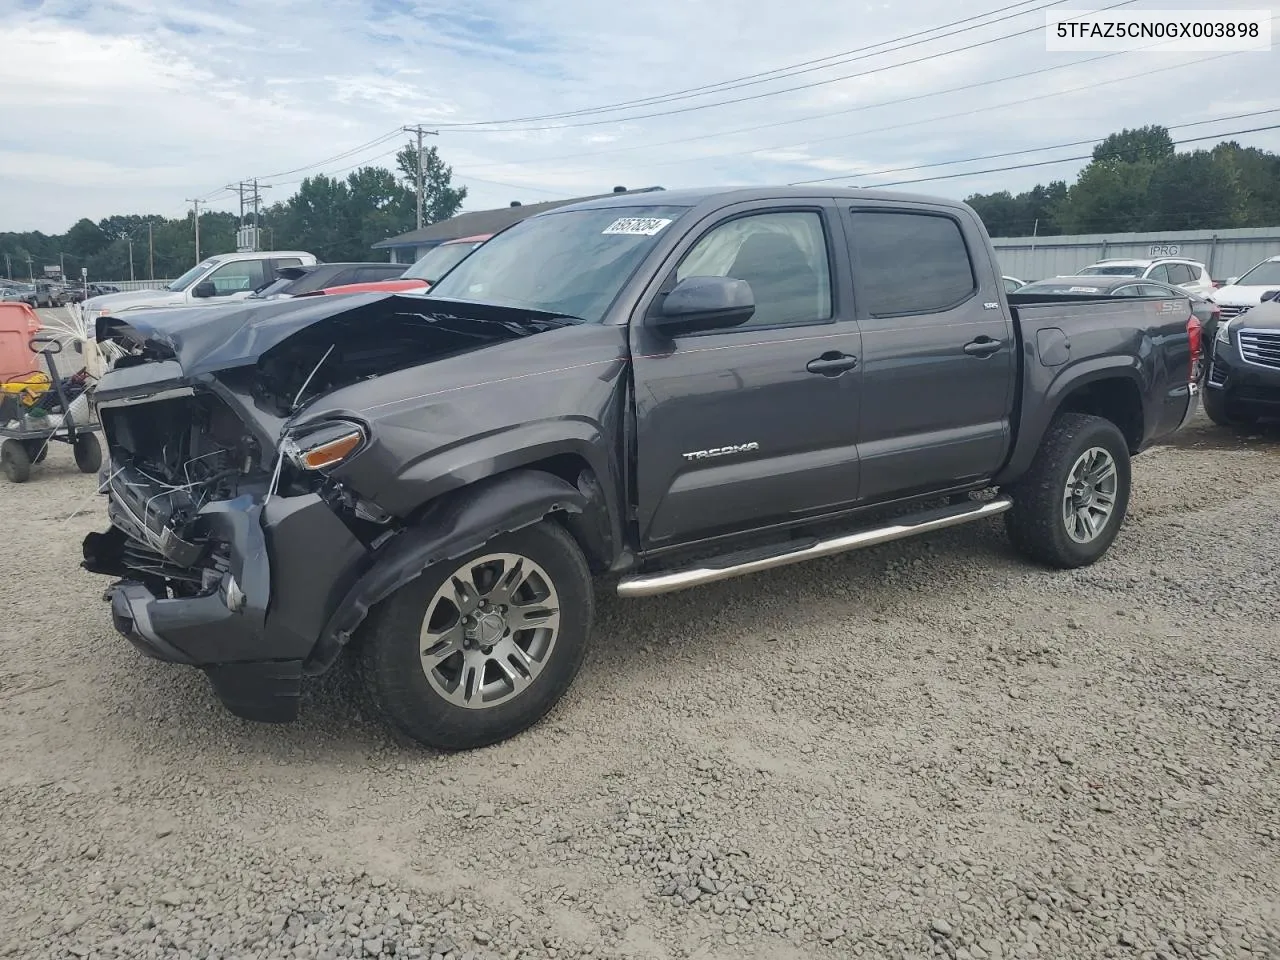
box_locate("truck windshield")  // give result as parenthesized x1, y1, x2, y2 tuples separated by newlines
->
(403, 242, 483, 283)
(166, 260, 217, 292)
(427, 205, 689, 322)
(1078, 265, 1142, 277)
(1235, 260, 1280, 285)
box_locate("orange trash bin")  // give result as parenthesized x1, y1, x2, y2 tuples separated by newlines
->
(0, 303, 43, 382)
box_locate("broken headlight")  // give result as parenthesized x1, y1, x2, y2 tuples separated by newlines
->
(281, 420, 366, 471)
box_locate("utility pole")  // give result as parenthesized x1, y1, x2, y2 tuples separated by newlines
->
(186, 198, 202, 263)
(226, 180, 270, 250)
(25, 255, 34, 281)
(251, 179, 270, 250)
(59, 252, 65, 277)
(3, 252, 11, 279)
(402, 125, 439, 229)
(148, 221, 155, 280)
(127, 238, 135, 281)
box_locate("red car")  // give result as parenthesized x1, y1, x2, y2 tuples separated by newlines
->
(317, 234, 491, 297)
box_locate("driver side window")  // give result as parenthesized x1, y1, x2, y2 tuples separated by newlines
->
(205, 259, 267, 296)
(675, 211, 833, 328)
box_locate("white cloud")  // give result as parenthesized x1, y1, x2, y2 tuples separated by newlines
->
(1, 0, 1277, 232)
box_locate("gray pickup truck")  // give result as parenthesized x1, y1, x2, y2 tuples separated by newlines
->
(82, 187, 1202, 749)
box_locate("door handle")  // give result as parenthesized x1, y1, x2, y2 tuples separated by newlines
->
(963, 336, 1003, 357)
(806, 352, 858, 376)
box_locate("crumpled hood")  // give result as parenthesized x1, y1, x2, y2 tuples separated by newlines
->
(95, 292, 579, 378)
(84, 288, 189, 313)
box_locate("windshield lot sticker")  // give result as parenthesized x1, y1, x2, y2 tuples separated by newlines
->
(602, 217, 673, 236)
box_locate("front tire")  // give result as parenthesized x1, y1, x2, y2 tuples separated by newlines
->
(360, 520, 593, 750)
(1005, 413, 1131, 569)
(1202, 387, 1231, 426)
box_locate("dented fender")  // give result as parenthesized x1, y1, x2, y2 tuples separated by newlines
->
(305, 469, 590, 674)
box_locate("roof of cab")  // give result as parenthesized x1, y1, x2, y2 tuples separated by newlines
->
(542, 185, 976, 215)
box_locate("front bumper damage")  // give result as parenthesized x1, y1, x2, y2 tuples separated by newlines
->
(84, 469, 369, 722)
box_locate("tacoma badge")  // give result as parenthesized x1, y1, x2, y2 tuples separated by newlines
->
(682, 442, 760, 462)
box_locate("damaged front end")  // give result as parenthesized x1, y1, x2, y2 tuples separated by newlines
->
(81, 294, 572, 722)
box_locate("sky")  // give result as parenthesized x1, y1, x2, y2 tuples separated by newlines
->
(2, 0, 1278, 234)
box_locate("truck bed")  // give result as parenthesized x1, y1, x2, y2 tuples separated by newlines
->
(997, 291, 1198, 483)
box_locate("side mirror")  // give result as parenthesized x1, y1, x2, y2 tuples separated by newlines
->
(1225, 277, 1238, 286)
(650, 276, 754, 336)
(192, 280, 217, 299)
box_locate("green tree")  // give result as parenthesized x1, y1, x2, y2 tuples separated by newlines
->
(1053, 160, 1156, 234)
(965, 181, 1068, 237)
(1143, 150, 1240, 232)
(267, 174, 354, 260)
(1211, 141, 1280, 226)
(395, 143, 467, 224)
(1091, 125, 1175, 165)
(345, 166, 416, 254)
(64, 218, 109, 259)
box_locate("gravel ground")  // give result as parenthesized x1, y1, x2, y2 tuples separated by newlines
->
(1, 410, 1278, 960)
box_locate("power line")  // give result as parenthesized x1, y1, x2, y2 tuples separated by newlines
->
(859, 123, 1280, 189)
(428, 0, 1070, 127)
(788, 108, 1280, 186)
(426, 0, 1136, 133)
(466, 48, 1131, 173)
(254, 127, 404, 180)
(496, 49, 1242, 180)
(265, 146, 573, 200)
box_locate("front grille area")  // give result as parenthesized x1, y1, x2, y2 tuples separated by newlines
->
(1217, 304, 1249, 321)
(121, 538, 203, 585)
(1239, 329, 1280, 370)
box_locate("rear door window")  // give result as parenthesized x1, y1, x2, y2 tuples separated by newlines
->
(1145, 264, 1170, 282)
(847, 210, 976, 316)
(1165, 263, 1193, 284)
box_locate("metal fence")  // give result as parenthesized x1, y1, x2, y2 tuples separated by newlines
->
(992, 226, 1280, 284)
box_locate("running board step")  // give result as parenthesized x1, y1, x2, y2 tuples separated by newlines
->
(616, 496, 1012, 598)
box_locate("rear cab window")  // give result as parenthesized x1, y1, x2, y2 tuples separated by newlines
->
(846, 210, 976, 316)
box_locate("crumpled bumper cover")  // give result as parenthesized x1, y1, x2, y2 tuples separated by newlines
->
(85, 491, 369, 723)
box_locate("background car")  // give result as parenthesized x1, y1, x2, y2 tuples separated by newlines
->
(250, 262, 408, 300)
(1210, 255, 1280, 322)
(1002, 275, 1026, 294)
(33, 280, 62, 308)
(1075, 258, 1214, 296)
(1, 283, 38, 307)
(1015, 274, 1218, 327)
(318, 234, 492, 297)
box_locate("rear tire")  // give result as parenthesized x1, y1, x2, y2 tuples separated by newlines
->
(360, 520, 593, 751)
(73, 434, 102, 474)
(1, 440, 32, 483)
(1005, 413, 1131, 569)
(1202, 387, 1233, 427)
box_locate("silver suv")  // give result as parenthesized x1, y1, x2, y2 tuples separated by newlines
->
(1076, 258, 1213, 297)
